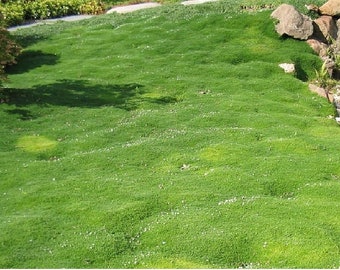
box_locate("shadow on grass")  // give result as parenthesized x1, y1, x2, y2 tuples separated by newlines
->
(3, 79, 145, 110)
(13, 33, 48, 48)
(294, 59, 309, 82)
(4, 108, 36, 120)
(6, 50, 59, 74)
(11, 21, 71, 48)
(2, 79, 180, 118)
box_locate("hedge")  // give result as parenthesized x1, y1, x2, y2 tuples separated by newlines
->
(0, 0, 105, 26)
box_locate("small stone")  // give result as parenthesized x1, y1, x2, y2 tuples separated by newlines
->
(333, 94, 340, 108)
(279, 63, 295, 73)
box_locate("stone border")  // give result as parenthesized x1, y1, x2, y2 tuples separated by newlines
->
(272, 1, 340, 124)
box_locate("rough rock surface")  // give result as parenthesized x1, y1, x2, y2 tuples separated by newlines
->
(313, 15, 338, 41)
(279, 63, 296, 73)
(306, 38, 328, 57)
(271, 4, 314, 40)
(319, 0, 340, 16)
(309, 84, 334, 102)
(336, 19, 340, 53)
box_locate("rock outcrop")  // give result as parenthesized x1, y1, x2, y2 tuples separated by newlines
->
(319, 0, 340, 16)
(306, 38, 328, 57)
(271, 4, 314, 40)
(272, 1, 340, 72)
(272, 0, 340, 121)
(313, 15, 337, 41)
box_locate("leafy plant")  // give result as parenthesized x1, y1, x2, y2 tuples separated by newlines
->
(315, 60, 336, 102)
(0, 15, 21, 93)
(0, 0, 105, 26)
(0, 1, 25, 26)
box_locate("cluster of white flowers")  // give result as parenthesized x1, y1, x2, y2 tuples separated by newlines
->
(218, 196, 260, 206)
(218, 197, 237, 205)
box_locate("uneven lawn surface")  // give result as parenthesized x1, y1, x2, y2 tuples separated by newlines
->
(1, 0, 340, 268)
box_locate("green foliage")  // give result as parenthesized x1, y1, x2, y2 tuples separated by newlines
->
(0, 0, 328, 27)
(315, 60, 334, 87)
(79, 0, 105, 14)
(0, 0, 105, 26)
(0, 2, 25, 26)
(0, 21, 21, 92)
(314, 61, 336, 102)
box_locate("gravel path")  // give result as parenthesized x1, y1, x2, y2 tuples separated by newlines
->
(181, 0, 218, 6)
(7, 15, 94, 31)
(107, 2, 162, 14)
(8, 0, 220, 31)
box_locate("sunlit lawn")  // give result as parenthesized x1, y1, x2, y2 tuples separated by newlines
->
(1, 0, 340, 268)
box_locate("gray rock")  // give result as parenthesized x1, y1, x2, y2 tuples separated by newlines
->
(279, 63, 295, 73)
(271, 4, 314, 40)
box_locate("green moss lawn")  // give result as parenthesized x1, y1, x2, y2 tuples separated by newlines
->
(1, 0, 340, 268)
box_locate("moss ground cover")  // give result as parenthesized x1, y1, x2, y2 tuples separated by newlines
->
(1, 0, 340, 268)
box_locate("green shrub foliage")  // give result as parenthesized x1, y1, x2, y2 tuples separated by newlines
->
(0, 14, 21, 81)
(0, 2, 25, 26)
(0, 0, 105, 26)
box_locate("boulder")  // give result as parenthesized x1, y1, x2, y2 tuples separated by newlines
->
(271, 4, 314, 40)
(313, 15, 338, 41)
(319, 0, 340, 16)
(310, 22, 328, 44)
(306, 38, 328, 57)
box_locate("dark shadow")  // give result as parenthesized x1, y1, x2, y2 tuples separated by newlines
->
(152, 96, 180, 104)
(10, 21, 70, 48)
(311, 22, 328, 44)
(2, 79, 145, 111)
(333, 69, 340, 80)
(11, 30, 50, 48)
(294, 59, 308, 82)
(5, 50, 59, 74)
(4, 108, 35, 120)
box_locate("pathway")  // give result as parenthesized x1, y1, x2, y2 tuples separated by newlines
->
(7, 15, 94, 31)
(7, 0, 219, 31)
(107, 2, 162, 14)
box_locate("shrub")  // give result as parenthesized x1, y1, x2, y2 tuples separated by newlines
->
(0, 18, 21, 75)
(0, 17, 21, 99)
(0, 0, 105, 26)
(79, 0, 105, 14)
(0, 2, 25, 26)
